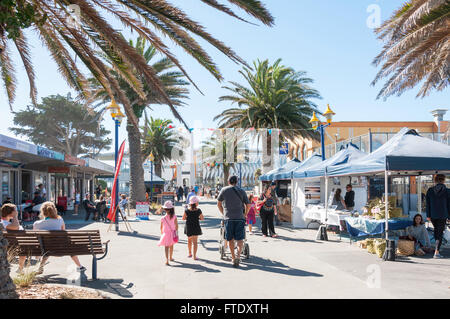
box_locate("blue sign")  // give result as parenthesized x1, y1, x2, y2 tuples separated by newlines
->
(279, 143, 289, 155)
(37, 146, 65, 161)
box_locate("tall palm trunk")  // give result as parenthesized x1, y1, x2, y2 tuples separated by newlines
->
(0, 225, 18, 299)
(223, 164, 231, 185)
(154, 162, 162, 179)
(262, 134, 273, 174)
(126, 119, 146, 207)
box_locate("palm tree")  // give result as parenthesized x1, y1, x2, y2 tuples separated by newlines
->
(0, 225, 18, 299)
(0, 1, 274, 129)
(372, 0, 450, 99)
(91, 37, 189, 206)
(215, 59, 321, 173)
(141, 117, 184, 178)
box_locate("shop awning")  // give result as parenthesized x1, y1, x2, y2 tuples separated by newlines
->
(260, 158, 302, 181)
(293, 144, 365, 179)
(291, 153, 323, 179)
(327, 128, 450, 176)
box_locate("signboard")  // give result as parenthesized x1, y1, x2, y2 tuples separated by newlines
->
(37, 146, 65, 161)
(48, 166, 70, 174)
(136, 202, 150, 220)
(0, 134, 37, 155)
(279, 142, 289, 155)
(65, 154, 86, 166)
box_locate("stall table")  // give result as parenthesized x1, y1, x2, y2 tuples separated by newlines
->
(344, 216, 412, 242)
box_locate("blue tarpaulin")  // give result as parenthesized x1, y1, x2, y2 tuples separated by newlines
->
(328, 128, 450, 176)
(260, 158, 302, 181)
(292, 144, 365, 179)
(345, 217, 413, 238)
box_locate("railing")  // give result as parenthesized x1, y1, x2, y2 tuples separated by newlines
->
(314, 132, 449, 159)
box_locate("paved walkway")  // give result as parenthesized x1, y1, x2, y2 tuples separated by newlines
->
(13, 200, 450, 299)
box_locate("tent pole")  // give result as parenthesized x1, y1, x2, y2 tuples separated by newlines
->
(383, 169, 396, 261)
(317, 176, 329, 241)
(418, 176, 422, 215)
(385, 170, 389, 241)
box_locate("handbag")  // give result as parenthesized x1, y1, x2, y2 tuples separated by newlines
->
(163, 216, 179, 243)
(397, 239, 415, 256)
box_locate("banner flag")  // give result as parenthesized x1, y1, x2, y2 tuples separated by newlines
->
(107, 141, 126, 222)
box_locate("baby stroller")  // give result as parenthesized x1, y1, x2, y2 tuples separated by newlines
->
(219, 219, 250, 260)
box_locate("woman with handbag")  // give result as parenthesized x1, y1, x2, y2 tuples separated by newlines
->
(258, 187, 278, 238)
(182, 196, 204, 260)
(158, 201, 179, 266)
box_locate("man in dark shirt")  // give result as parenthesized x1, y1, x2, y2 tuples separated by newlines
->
(344, 184, 355, 211)
(426, 174, 450, 258)
(217, 175, 250, 268)
(82, 193, 97, 221)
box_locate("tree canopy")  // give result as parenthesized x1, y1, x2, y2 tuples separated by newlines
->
(10, 94, 111, 156)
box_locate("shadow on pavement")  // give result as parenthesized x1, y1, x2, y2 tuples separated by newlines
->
(200, 239, 219, 252)
(117, 231, 159, 241)
(202, 256, 323, 277)
(41, 274, 134, 298)
(170, 260, 221, 273)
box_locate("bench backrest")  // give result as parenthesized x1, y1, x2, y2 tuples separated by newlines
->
(2, 230, 104, 257)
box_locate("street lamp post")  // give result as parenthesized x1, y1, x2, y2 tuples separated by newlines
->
(309, 104, 336, 161)
(309, 104, 336, 241)
(148, 152, 155, 203)
(106, 100, 125, 232)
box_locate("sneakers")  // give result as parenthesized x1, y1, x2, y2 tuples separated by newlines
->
(232, 258, 240, 268)
(433, 253, 444, 259)
(77, 266, 87, 272)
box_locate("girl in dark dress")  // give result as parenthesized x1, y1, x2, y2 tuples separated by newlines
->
(182, 196, 204, 260)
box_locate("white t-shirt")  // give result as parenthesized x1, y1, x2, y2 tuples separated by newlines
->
(33, 218, 64, 230)
(1, 219, 24, 230)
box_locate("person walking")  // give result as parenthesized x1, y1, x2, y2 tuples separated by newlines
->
(177, 186, 184, 202)
(258, 187, 278, 238)
(269, 182, 281, 226)
(344, 184, 355, 211)
(246, 194, 257, 235)
(186, 188, 196, 206)
(426, 174, 450, 259)
(182, 196, 204, 260)
(183, 185, 189, 201)
(217, 176, 250, 267)
(158, 201, 179, 265)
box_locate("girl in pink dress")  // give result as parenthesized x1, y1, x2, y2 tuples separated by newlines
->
(158, 201, 178, 265)
(246, 194, 257, 235)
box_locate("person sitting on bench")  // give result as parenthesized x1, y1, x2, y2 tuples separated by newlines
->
(33, 201, 86, 274)
(1, 203, 26, 274)
(24, 191, 44, 221)
(82, 193, 97, 221)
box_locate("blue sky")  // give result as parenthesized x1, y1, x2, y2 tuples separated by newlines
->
(0, 0, 448, 150)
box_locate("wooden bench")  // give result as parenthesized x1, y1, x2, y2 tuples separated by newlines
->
(2, 230, 110, 280)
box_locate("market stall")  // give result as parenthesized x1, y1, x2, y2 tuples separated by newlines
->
(291, 145, 365, 228)
(259, 158, 305, 223)
(326, 128, 450, 245)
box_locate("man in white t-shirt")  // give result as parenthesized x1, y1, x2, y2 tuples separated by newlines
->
(1, 204, 26, 273)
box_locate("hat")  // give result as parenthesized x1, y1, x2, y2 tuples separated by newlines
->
(189, 196, 199, 205)
(271, 181, 276, 186)
(162, 201, 174, 209)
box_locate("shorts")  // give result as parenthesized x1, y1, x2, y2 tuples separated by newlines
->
(224, 219, 246, 241)
(247, 220, 254, 225)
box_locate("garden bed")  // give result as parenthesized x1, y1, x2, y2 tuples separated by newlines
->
(16, 284, 107, 299)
